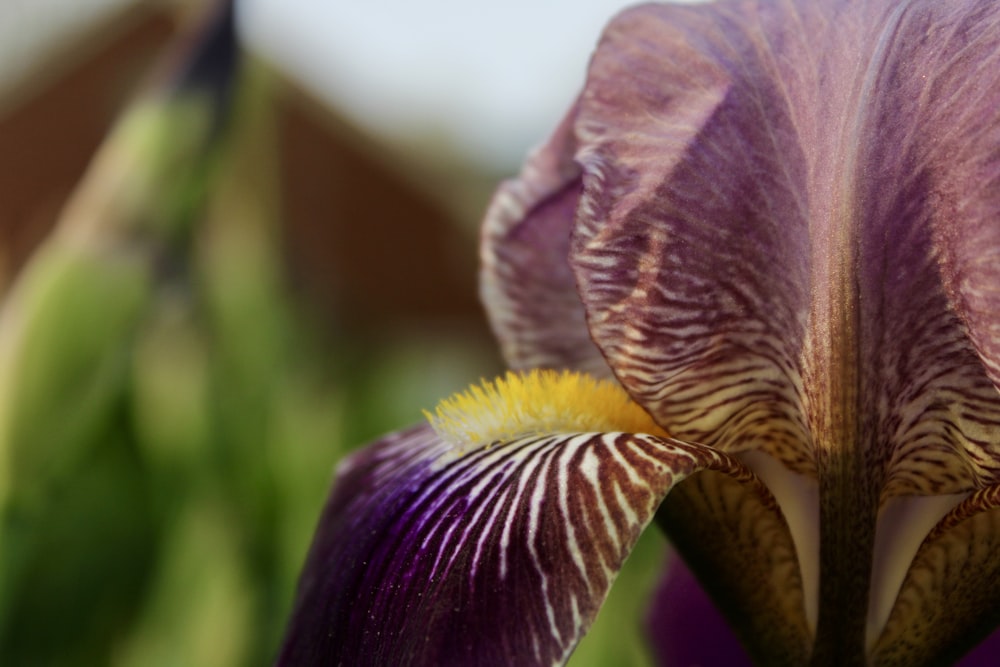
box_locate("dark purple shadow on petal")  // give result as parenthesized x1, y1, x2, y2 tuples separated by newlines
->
(957, 625, 1000, 667)
(646, 555, 753, 667)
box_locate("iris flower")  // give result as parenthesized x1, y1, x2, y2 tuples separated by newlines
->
(277, 0, 1000, 664)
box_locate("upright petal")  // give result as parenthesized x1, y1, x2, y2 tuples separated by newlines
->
(567, 0, 1000, 486)
(570, 1, 826, 473)
(480, 109, 610, 377)
(869, 0, 1000, 494)
(557, 0, 1000, 659)
(277, 372, 806, 665)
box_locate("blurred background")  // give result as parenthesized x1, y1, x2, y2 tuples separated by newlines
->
(0, 0, 667, 664)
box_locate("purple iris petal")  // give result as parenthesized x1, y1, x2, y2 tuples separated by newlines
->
(285, 0, 1000, 663)
(480, 0, 1000, 660)
(480, 106, 610, 377)
(959, 624, 1000, 667)
(647, 555, 753, 667)
(277, 420, 765, 665)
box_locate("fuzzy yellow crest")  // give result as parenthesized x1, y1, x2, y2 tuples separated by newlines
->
(425, 369, 666, 450)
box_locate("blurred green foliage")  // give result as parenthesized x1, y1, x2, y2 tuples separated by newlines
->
(0, 8, 668, 665)
(0, 22, 348, 662)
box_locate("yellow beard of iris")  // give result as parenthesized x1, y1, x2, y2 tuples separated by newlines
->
(425, 369, 668, 452)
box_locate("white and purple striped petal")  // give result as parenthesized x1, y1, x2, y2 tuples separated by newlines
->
(276, 417, 803, 665)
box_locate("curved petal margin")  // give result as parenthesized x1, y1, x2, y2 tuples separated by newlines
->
(568, 2, 817, 474)
(479, 106, 610, 377)
(277, 421, 776, 666)
(872, 485, 1000, 666)
(656, 464, 813, 665)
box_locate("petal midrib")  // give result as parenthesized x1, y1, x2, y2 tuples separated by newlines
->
(805, 4, 911, 663)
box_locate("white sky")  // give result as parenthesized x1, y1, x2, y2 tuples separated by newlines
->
(1, 0, 703, 168)
(239, 0, 643, 167)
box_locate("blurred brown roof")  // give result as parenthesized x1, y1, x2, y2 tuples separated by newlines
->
(0, 4, 490, 337)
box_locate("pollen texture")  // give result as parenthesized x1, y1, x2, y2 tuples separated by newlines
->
(425, 369, 667, 450)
